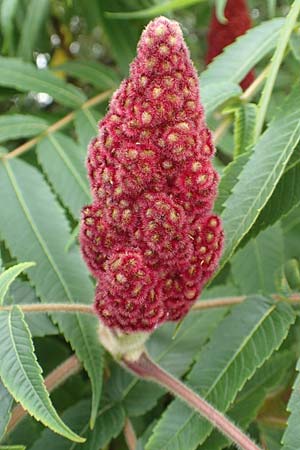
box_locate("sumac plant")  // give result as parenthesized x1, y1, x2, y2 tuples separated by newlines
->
(0, 1, 300, 450)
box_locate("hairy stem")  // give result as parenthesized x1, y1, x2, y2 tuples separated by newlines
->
(0, 303, 95, 314)
(1, 293, 299, 315)
(124, 352, 261, 450)
(2, 89, 113, 161)
(192, 293, 300, 311)
(124, 417, 137, 450)
(6, 355, 81, 434)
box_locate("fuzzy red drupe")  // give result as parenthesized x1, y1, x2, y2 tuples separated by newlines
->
(206, 0, 255, 90)
(80, 17, 224, 333)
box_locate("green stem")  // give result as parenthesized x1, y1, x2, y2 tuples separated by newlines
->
(254, 0, 300, 140)
(1, 89, 113, 161)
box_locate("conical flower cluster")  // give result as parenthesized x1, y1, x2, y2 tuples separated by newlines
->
(206, 0, 254, 90)
(80, 17, 224, 333)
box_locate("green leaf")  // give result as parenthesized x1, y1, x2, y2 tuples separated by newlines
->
(0, 158, 102, 429)
(55, 61, 120, 90)
(286, 144, 300, 171)
(233, 103, 257, 157)
(0, 446, 26, 450)
(0, 261, 35, 305)
(282, 204, 300, 247)
(108, 308, 227, 417)
(29, 399, 125, 450)
(220, 81, 300, 271)
(290, 29, 300, 61)
(64, 224, 80, 253)
(215, 0, 228, 23)
(137, 420, 158, 450)
(216, 146, 300, 237)
(0, 58, 86, 108)
(36, 132, 91, 218)
(201, 18, 285, 86)
(234, 349, 294, 414)
(201, 82, 242, 118)
(74, 108, 99, 150)
(255, 1, 300, 139)
(201, 350, 294, 450)
(105, 0, 206, 19)
(0, 0, 19, 54)
(5, 279, 58, 337)
(214, 152, 250, 215)
(98, 1, 139, 76)
(259, 426, 283, 450)
(281, 357, 300, 450)
(201, 18, 285, 117)
(0, 382, 13, 440)
(247, 162, 300, 240)
(231, 224, 284, 295)
(267, 0, 277, 18)
(146, 297, 295, 450)
(0, 115, 48, 143)
(277, 259, 300, 292)
(73, 0, 102, 29)
(17, 0, 49, 61)
(0, 306, 84, 442)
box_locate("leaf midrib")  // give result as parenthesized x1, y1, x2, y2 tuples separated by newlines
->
(6, 308, 55, 423)
(69, 402, 117, 450)
(47, 134, 90, 198)
(4, 307, 81, 439)
(64, 63, 117, 88)
(4, 161, 99, 423)
(229, 25, 279, 83)
(253, 240, 265, 292)
(202, 19, 283, 85)
(82, 108, 98, 131)
(0, 64, 83, 106)
(222, 117, 300, 264)
(0, 122, 46, 130)
(5, 161, 74, 303)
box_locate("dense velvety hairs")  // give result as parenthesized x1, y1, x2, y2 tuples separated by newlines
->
(206, 0, 255, 90)
(80, 16, 224, 333)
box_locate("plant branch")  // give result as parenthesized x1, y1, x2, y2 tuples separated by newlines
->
(257, 415, 287, 429)
(0, 303, 95, 314)
(6, 355, 81, 434)
(1, 293, 300, 315)
(124, 417, 137, 450)
(213, 117, 232, 146)
(124, 352, 261, 450)
(2, 89, 113, 161)
(192, 296, 245, 310)
(192, 293, 300, 311)
(240, 65, 270, 102)
(213, 65, 270, 146)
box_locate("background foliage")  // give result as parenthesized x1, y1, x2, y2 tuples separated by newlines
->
(0, 0, 300, 449)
